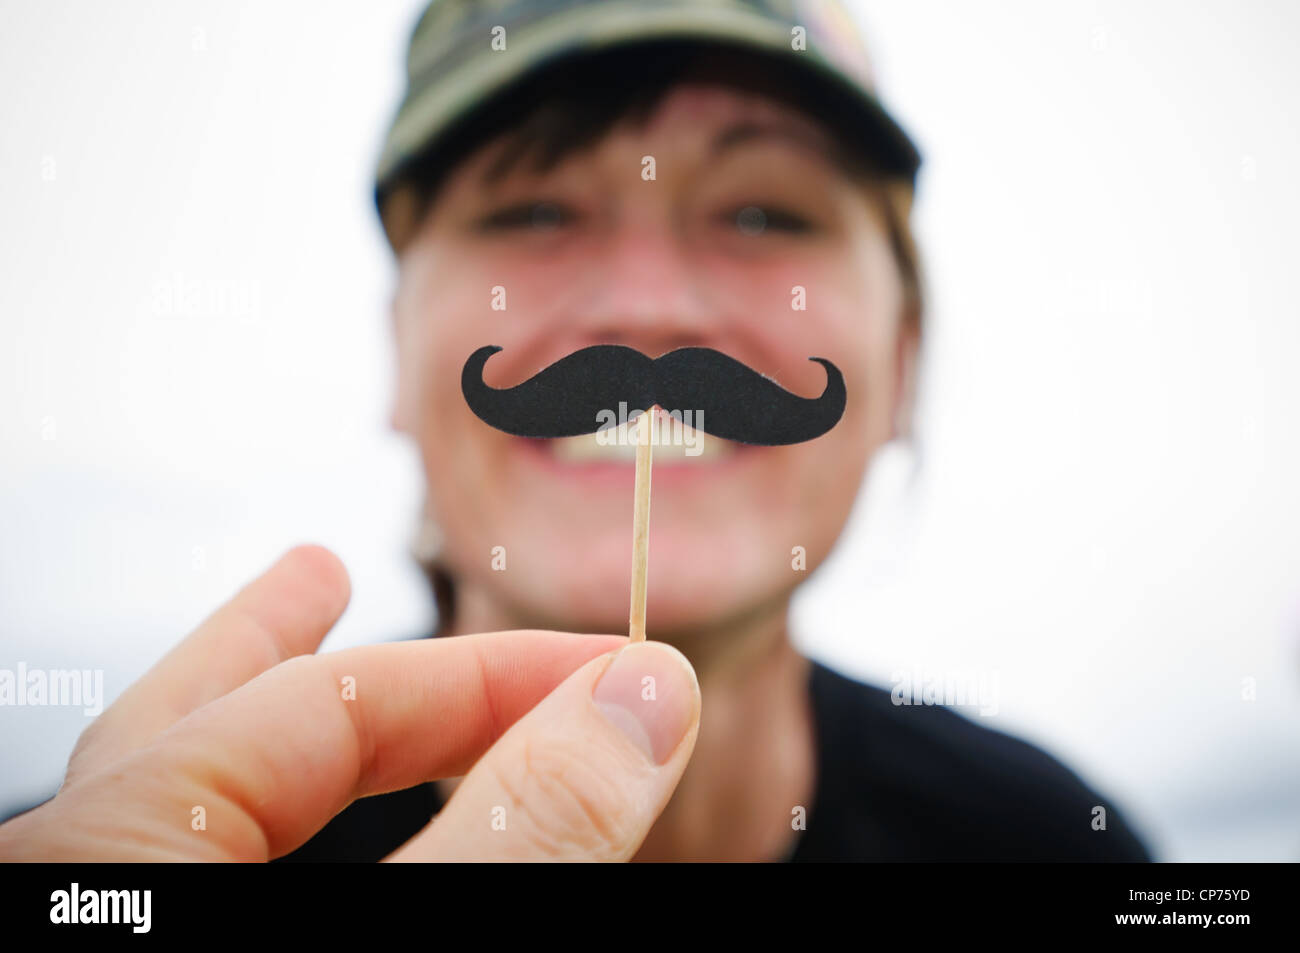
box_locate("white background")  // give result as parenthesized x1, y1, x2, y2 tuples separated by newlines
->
(2, 0, 1297, 861)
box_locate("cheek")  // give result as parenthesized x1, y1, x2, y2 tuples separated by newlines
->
(391, 325, 431, 435)
(739, 252, 900, 441)
(763, 253, 903, 556)
(392, 261, 508, 549)
(394, 263, 494, 432)
(816, 242, 904, 436)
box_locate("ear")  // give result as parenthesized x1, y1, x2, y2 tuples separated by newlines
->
(380, 184, 423, 257)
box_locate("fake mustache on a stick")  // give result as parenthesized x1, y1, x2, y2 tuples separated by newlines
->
(460, 344, 846, 445)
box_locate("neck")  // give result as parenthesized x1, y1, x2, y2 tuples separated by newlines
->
(445, 583, 817, 861)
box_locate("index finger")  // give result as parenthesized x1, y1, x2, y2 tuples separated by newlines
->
(69, 545, 351, 780)
(102, 630, 628, 860)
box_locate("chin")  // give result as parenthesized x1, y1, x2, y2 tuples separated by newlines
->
(483, 542, 772, 637)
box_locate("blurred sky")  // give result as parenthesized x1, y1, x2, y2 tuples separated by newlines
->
(2, 0, 1297, 860)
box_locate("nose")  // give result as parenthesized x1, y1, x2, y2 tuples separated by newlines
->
(567, 206, 715, 356)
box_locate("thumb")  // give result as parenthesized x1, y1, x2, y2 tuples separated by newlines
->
(388, 641, 700, 861)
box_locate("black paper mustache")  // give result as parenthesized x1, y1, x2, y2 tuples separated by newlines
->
(461, 345, 845, 445)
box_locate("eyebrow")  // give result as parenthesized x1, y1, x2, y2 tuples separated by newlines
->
(471, 117, 853, 197)
(709, 120, 837, 161)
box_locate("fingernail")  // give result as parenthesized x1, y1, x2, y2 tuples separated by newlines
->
(592, 642, 699, 765)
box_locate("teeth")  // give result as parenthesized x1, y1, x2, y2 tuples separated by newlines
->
(549, 418, 734, 463)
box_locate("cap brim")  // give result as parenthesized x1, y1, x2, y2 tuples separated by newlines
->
(375, 3, 920, 210)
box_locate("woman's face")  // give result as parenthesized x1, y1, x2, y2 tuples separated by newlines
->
(390, 80, 913, 636)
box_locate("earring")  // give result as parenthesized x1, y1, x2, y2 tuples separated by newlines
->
(410, 512, 444, 564)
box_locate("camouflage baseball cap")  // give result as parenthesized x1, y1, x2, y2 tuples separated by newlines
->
(374, 0, 921, 245)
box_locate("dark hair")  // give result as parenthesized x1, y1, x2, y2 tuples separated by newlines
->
(382, 40, 924, 634)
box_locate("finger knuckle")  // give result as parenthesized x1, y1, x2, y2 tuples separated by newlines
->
(61, 716, 117, 788)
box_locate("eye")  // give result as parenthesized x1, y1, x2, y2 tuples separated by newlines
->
(476, 200, 574, 231)
(724, 204, 814, 235)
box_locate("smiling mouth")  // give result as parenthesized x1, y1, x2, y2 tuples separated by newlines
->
(544, 418, 738, 465)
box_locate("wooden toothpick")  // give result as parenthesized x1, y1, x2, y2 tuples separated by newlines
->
(628, 406, 654, 642)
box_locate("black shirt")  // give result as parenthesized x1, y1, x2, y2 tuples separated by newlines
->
(280, 658, 1151, 862)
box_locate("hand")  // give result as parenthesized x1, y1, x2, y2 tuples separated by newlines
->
(0, 546, 701, 861)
